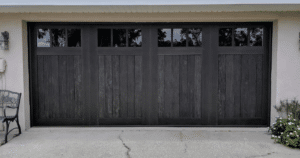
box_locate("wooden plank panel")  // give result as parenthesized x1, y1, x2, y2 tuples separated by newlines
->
(127, 56, 135, 118)
(43, 56, 51, 119)
(256, 55, 263, 118)
(194, 55, 202, 118)
(120, 56, 128, 118)
(187, 55, 195, 118)
(241, 55, 250, 118)
(248, 55, 257, 118)
(135, 56, 142, 118)
(51, 56, 59, 119)
(105, 55, 113, 118)
(67, 56, 75, 118)
(112, 55, 120, 118)
(58, 56, 67, 119)
(37, 56, 45, 119)
(158, 55, 164, 118)
(225, 55, 234, 118)
(172, 55, 180, 118)
(74, 56, 82, 118)
(218, 55, 226, 119)
(233, 55, 241, 118)
(179, 55, 188, 117)
(98, 56, 105, 118)
(164, 55, 172, 118)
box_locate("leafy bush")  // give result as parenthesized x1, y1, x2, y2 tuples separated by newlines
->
(269, 99, 300, 148)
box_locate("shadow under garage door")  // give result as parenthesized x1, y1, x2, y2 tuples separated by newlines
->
(29, 22, 271, 126)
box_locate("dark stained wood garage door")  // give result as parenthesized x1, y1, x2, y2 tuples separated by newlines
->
(29, 22, 271, 126)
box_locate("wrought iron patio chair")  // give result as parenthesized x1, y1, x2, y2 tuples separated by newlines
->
(0, 90, 22, 144)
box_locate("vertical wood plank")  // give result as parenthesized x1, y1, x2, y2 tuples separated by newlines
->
(52, 56, 59, 119)
(135, 56, 142, 118)
(112, 55, 120, 118)
(187, 55, 195, 118)
(241, 55, 250, 118)
(256, 55, 263, 118)
(164, 55, 172, 118)
(98, 56, 105, 118)
(37, 56, 45, 119)
(120, 55, 128, 118)
(105, 55, 113, 118)
(74, 56, 82, 118)
(44, 56, 50, 119)
(179, 55, 188, 117)
(158, 55, 164, 118)
(225, 55, 234, 118)
(127, 56, 135, 118)
(173, 55, 180, 118)
(194, 55, 202, 118)
(67, 56, 75, 118)
(233, 55, 241, 118)
(248, 55, 257, 118)
(58, 56, 67, 119)
(218, 55, 226, 119)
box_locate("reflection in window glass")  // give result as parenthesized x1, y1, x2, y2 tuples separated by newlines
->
(37, 29, 50, 47)
(158, 29, 171, 47)
(98, 29, 111, 47)
(219, 28, 232, 46)
(250, 28, 263, 46)
(51, 29, 66, 47)
(173, 28, 186, 47)
(128, 29, 142, 47)
(188, 28, 202, 47)
(234, 28, 248, 46)
(68, 29, 81, 47)
(113, 29, 126, 47)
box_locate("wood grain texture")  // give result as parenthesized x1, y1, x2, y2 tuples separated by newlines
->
(179, 55, 188, 117)
(105, 55, 113, 118)
(37, 56, 45, 119)
(218, 55, 226, 119)
(194, 55, 202, 118)
(74, 56, 82, 118)
(187, 55, 195, 118)
(98, 56, 105, 118)
(158, 56, 165, 118)
(120, 55, 128, 118)
(52, 56, 59, 119)
(112, 55, 120, 118)
(135, 56, 142, 118)
(67, 56, 75, 119)
(256, 55, 263, 118)
(225, 55, 234, 118)
(127, 56, 135, 118)
(233, 55, 241, 118)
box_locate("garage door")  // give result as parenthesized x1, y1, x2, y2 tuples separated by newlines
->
(29, 22, 271, 126)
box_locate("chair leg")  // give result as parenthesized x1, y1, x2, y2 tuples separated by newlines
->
(16, 117, 21, 135)
(5, 121, 9, 143)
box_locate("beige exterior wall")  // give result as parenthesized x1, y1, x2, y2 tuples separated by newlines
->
(0, 12, 299, 130)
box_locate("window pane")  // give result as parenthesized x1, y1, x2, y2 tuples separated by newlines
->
(219, 28, 232, 46)
(128, 29, 142, 47)
(188, 28, 202, 47)
(234, 28, 248, 46)
(98, 29, 111, 47)
(68, 29, 81, 47)
(173, 28, 186, 47)
(113, 29, 126, 47)
(51, 29, 66, 47)
(250, 28, 263, 46)
(37, 29, 50, 47)
(158, 28, 171, 47)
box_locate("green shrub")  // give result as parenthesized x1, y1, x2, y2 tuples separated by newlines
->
(269, 99, 300, 148)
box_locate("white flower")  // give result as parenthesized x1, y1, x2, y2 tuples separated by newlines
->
(275, 136, 277, 138)
(297, 135, 299, 137)
(280, 117, 282, 119)
(272, 135, 274, 137)
(280, 124, 282, 126)
(288, 122, 292, 125)
(298, 128, 300, 130)
(278, 136, 281, 138)
(280, 121, 282, 122)
(286, 141, 288, 142)
(287, 135, 289, 137)
(288, 118, 291, 120)
(294, 119, 296, 121)
(281, 132, 284, 135)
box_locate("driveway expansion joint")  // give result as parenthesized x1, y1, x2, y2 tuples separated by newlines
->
(118, 130, 131, 158)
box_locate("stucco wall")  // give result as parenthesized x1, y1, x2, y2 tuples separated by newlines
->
(0, 12, 299, 130)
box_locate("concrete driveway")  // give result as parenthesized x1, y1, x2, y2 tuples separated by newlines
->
(0, 127, 299, 158)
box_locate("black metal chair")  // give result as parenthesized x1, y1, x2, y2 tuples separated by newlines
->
(0, 90, 22, 144)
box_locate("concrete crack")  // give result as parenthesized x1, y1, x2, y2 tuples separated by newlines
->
(119, 131, 131, 158)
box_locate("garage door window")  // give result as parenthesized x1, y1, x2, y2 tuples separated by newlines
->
(37, 29, 50, 47)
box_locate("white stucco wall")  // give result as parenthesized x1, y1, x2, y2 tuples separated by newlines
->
(0, 11, 299, 130)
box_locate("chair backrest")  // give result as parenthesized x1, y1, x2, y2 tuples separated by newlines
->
(0, 90, 22, 117)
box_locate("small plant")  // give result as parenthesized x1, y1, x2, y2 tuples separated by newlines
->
(269, 98, 300, 149)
